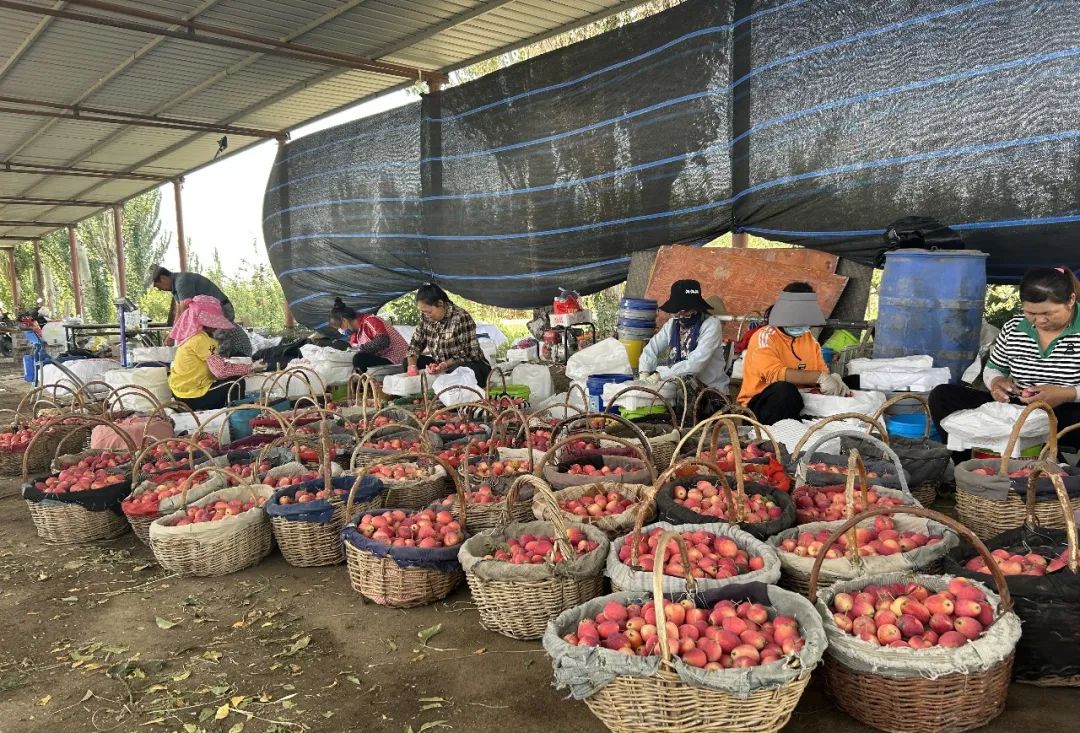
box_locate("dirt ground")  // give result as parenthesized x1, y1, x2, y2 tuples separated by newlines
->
(0, 371, 1076, 733)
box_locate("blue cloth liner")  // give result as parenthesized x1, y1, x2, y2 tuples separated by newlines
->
(341, 507, 463, 572)
(226, 394, 290, 440)
(267, 475, 384, 524)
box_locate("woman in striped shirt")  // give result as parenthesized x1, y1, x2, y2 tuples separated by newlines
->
(929, 267, 1080, 449)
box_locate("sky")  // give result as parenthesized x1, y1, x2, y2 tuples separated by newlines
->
(154, 90, 412, 272)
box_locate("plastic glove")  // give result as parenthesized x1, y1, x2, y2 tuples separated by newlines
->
(655, 366, 673, 380)
(817, 372, 849, 396)
(639, 371, 660, 384)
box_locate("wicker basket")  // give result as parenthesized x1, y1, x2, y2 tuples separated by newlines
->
(955, 404, 1080, 539)
(807, 506, 1021, 733)
(463, 481, 608, 639)
(555, 531, 822, 733)
(548, 412, 656, 467)
(910, 481, 939, 506)
(604, 383, 683, 469)
(123, 437, 223, 544)
(149, 468, 274, 577)
(24, 500, 129, 544)
(342, 452, 467, 607)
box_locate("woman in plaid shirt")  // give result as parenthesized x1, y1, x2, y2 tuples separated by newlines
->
(406, 284, 491, 387)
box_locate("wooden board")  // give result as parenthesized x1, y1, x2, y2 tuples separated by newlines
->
(644, 246, 849, 340)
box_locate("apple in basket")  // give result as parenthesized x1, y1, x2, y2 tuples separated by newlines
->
(472, 459, 531, 478)
(530, 429, 553, 452)
(272, 471, 322, 488)
(436, 448, 466, 469)
(971, 466, 1040, 478)
(368, 463, 434, 481)
(673, 480, 782, 523)
(357, 509, 463, 548)
(791, 484, 905, 523)
(830, 578, 994, 648)
(72, 453, 130, 470)
(365, 437, 418, 451)
(778, 516, 944, 558)
(293, 446, 320, 463)
(619, 527, 766, 578)
(170, 496, 267, 526)
(35, 464, 126, 493)
(0, 427, 40, 452)
(225, 461, 272, 484)
(806, 462, 879, 478)
(703, 442, 776, 464)
(964, 547, 1072, 576)
(563, 598, 806, 667)
(567, 463, 627, 477)
(464, 485, 503, 504)
(429, 421, 485, 437)
(483, 529, 600, 564)
(560, 491, 635, 518)
(122, 474, 209, 513)
(278, 484, 346, 504)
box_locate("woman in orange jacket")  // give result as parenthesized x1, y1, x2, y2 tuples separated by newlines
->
(737, 283, 849, 424)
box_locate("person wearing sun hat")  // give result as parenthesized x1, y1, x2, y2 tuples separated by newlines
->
(639, 279, 729, 402)
(168, 295, 252, 410)
(737, 282, 849, 424)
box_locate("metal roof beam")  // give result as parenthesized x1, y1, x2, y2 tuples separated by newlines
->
(0, 235, 37, 241)
(0, 220, 55, 226)
(374, 0, 523, 59)
(0, 196, 111, 207)
(0, 94, 284, 139)
(0, 0, 443, 83)
(1, 160, 171, 182)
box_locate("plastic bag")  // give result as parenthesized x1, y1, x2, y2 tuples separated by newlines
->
(170, 409, 231, 445)
(799, 389, 886, 419)
(941, 402, 1049, 455)
(846, 355, 934, 374)
(296, 344, 355, 387)
(511, 363, 554, 404)
(41, 358, 121, 391)
(565, 338, 632, 382)
(432, 367, 481, 407)
(857, 368, 952, 392)
(104, 367, 170, 412)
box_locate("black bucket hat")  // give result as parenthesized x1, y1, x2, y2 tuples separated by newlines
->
(659, 279, 712, 314)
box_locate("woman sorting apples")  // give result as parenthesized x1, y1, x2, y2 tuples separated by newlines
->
(929, 266, 1080, 454)
(405, 284, 491, 387)
(328, 297, 410, 373)
(167, 295, 252, 411)
(638, 279, 729, 415)
(737, 283, 850, 425)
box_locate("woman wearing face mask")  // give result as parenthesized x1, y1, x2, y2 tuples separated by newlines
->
(639, 280, 728, 399)
(737, 282, 848, 424)
(405, 284, 491, 386)
(328, 297, 410, 373)
(929, 267, 1080, 452)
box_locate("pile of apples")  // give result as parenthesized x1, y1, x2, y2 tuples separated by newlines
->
(969, 465, 1044, 478)
(277, 483, 346, 504)
(483, 528, 600, 564)
(122, 471, 208, 514)
(776, 515, 944, 559)
(562, 598, 805, 668)
(964, 547, 1072, 576)
(224, 461, 273, 485)
(169, 495, 267, 526)
(436, 447, 467, 469)
(429, 421, 486, 437)
(529, 429, 553, 452)
(701, 441, 776, 465)
(805, 462, 880, 478)
(268, 470, 322, 488)
(559, 490, 637, 518)
(491, 395, 528, 410)
(672, 480, 783, 523)
(368, 462, 437, 482)
(792, 484, 905, 523)
(67, 452, 130, 471)
(469, 458, 531, 479)
(618, 527, 766, 578)
(363, 436, 421, 452)
(140, 437, 219, 474)
(461, 485, 506, 504)
(0, 425, 52, 452)
(565, 463, 628, 477)
(34, 461, 127, 494)
(355, 508, 463, 548)
(830, 578, 994, 649)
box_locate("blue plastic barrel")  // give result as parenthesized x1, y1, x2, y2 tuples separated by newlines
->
(23, 355, 35, 383)
(885, 412, 943, 443)
(586, 373, 632, 412)
(874, 249, 988, 383)
(618, 298, 658, 321)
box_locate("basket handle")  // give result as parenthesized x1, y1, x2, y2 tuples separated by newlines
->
(652, 531, 698, 665)
(177, 464, 249, 507)
(656, 377, 690, 428)
(695, 413, 785, 469)
(486, 366, 511, 396)
(501, 472, 546, 529)
(254, 430, 315, 478)
(346, 451, 467, 532)
(192, 403, 290, 445)
(420, 400, 497, 435)
(132, 435, 220, 484)
(870, 393, 933, 441)
(102, 384, 166, 415)
(792, 412, 889, 459)
(533, 430, 657, 484)
(146, 399, 201, 428)
(1024, 461, 1079, 574)
(23, 413, 140, 481)
(519, 475, 577, 561)
(999, 400, 1057, 475)
(16, 383, 83, 422)
(354, 422, 433, 467)
(691, 386, 734, 424)
(1038, 423, 1080, 462)
(652, 455, 738, 523)
(806, 504, 1013, 613)
(794, 428, 908, 494)
(75, 380, 113, 412)
(604, 383, 680, 432)
(549, 411, 654, 466)
(258, 366, 325, 406)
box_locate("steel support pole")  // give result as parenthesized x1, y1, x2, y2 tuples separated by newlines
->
(7, 248, 19, 311)
(112, 204, 126, 298)
(174, 180, 188, 272)
(68, 226, 83, 317)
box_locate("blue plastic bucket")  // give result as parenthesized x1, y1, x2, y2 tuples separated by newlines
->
(874, 249, 988, 383)
(23, 355, 35, 383)
(885, 412, 943, 443)
(619, 298, 658, 321)
(586, 373, 632, 412)
(616, 315, 657, 330)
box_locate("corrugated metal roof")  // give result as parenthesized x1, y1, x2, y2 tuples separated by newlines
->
(0, 0, 653, 242)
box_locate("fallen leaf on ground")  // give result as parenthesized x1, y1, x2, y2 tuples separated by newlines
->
(417, 624, 443, 645)
(36, 695, 51, 706)
(155, 617, 181, 630)
(215, 703, 230, 720)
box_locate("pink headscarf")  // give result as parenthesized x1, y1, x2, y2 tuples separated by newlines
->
(169, 295, 236, 346)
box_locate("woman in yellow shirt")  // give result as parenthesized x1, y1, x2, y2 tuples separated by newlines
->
(168, 295, 251, 410)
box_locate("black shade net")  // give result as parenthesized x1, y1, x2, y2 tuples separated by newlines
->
(264, 0, 1080, 331)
